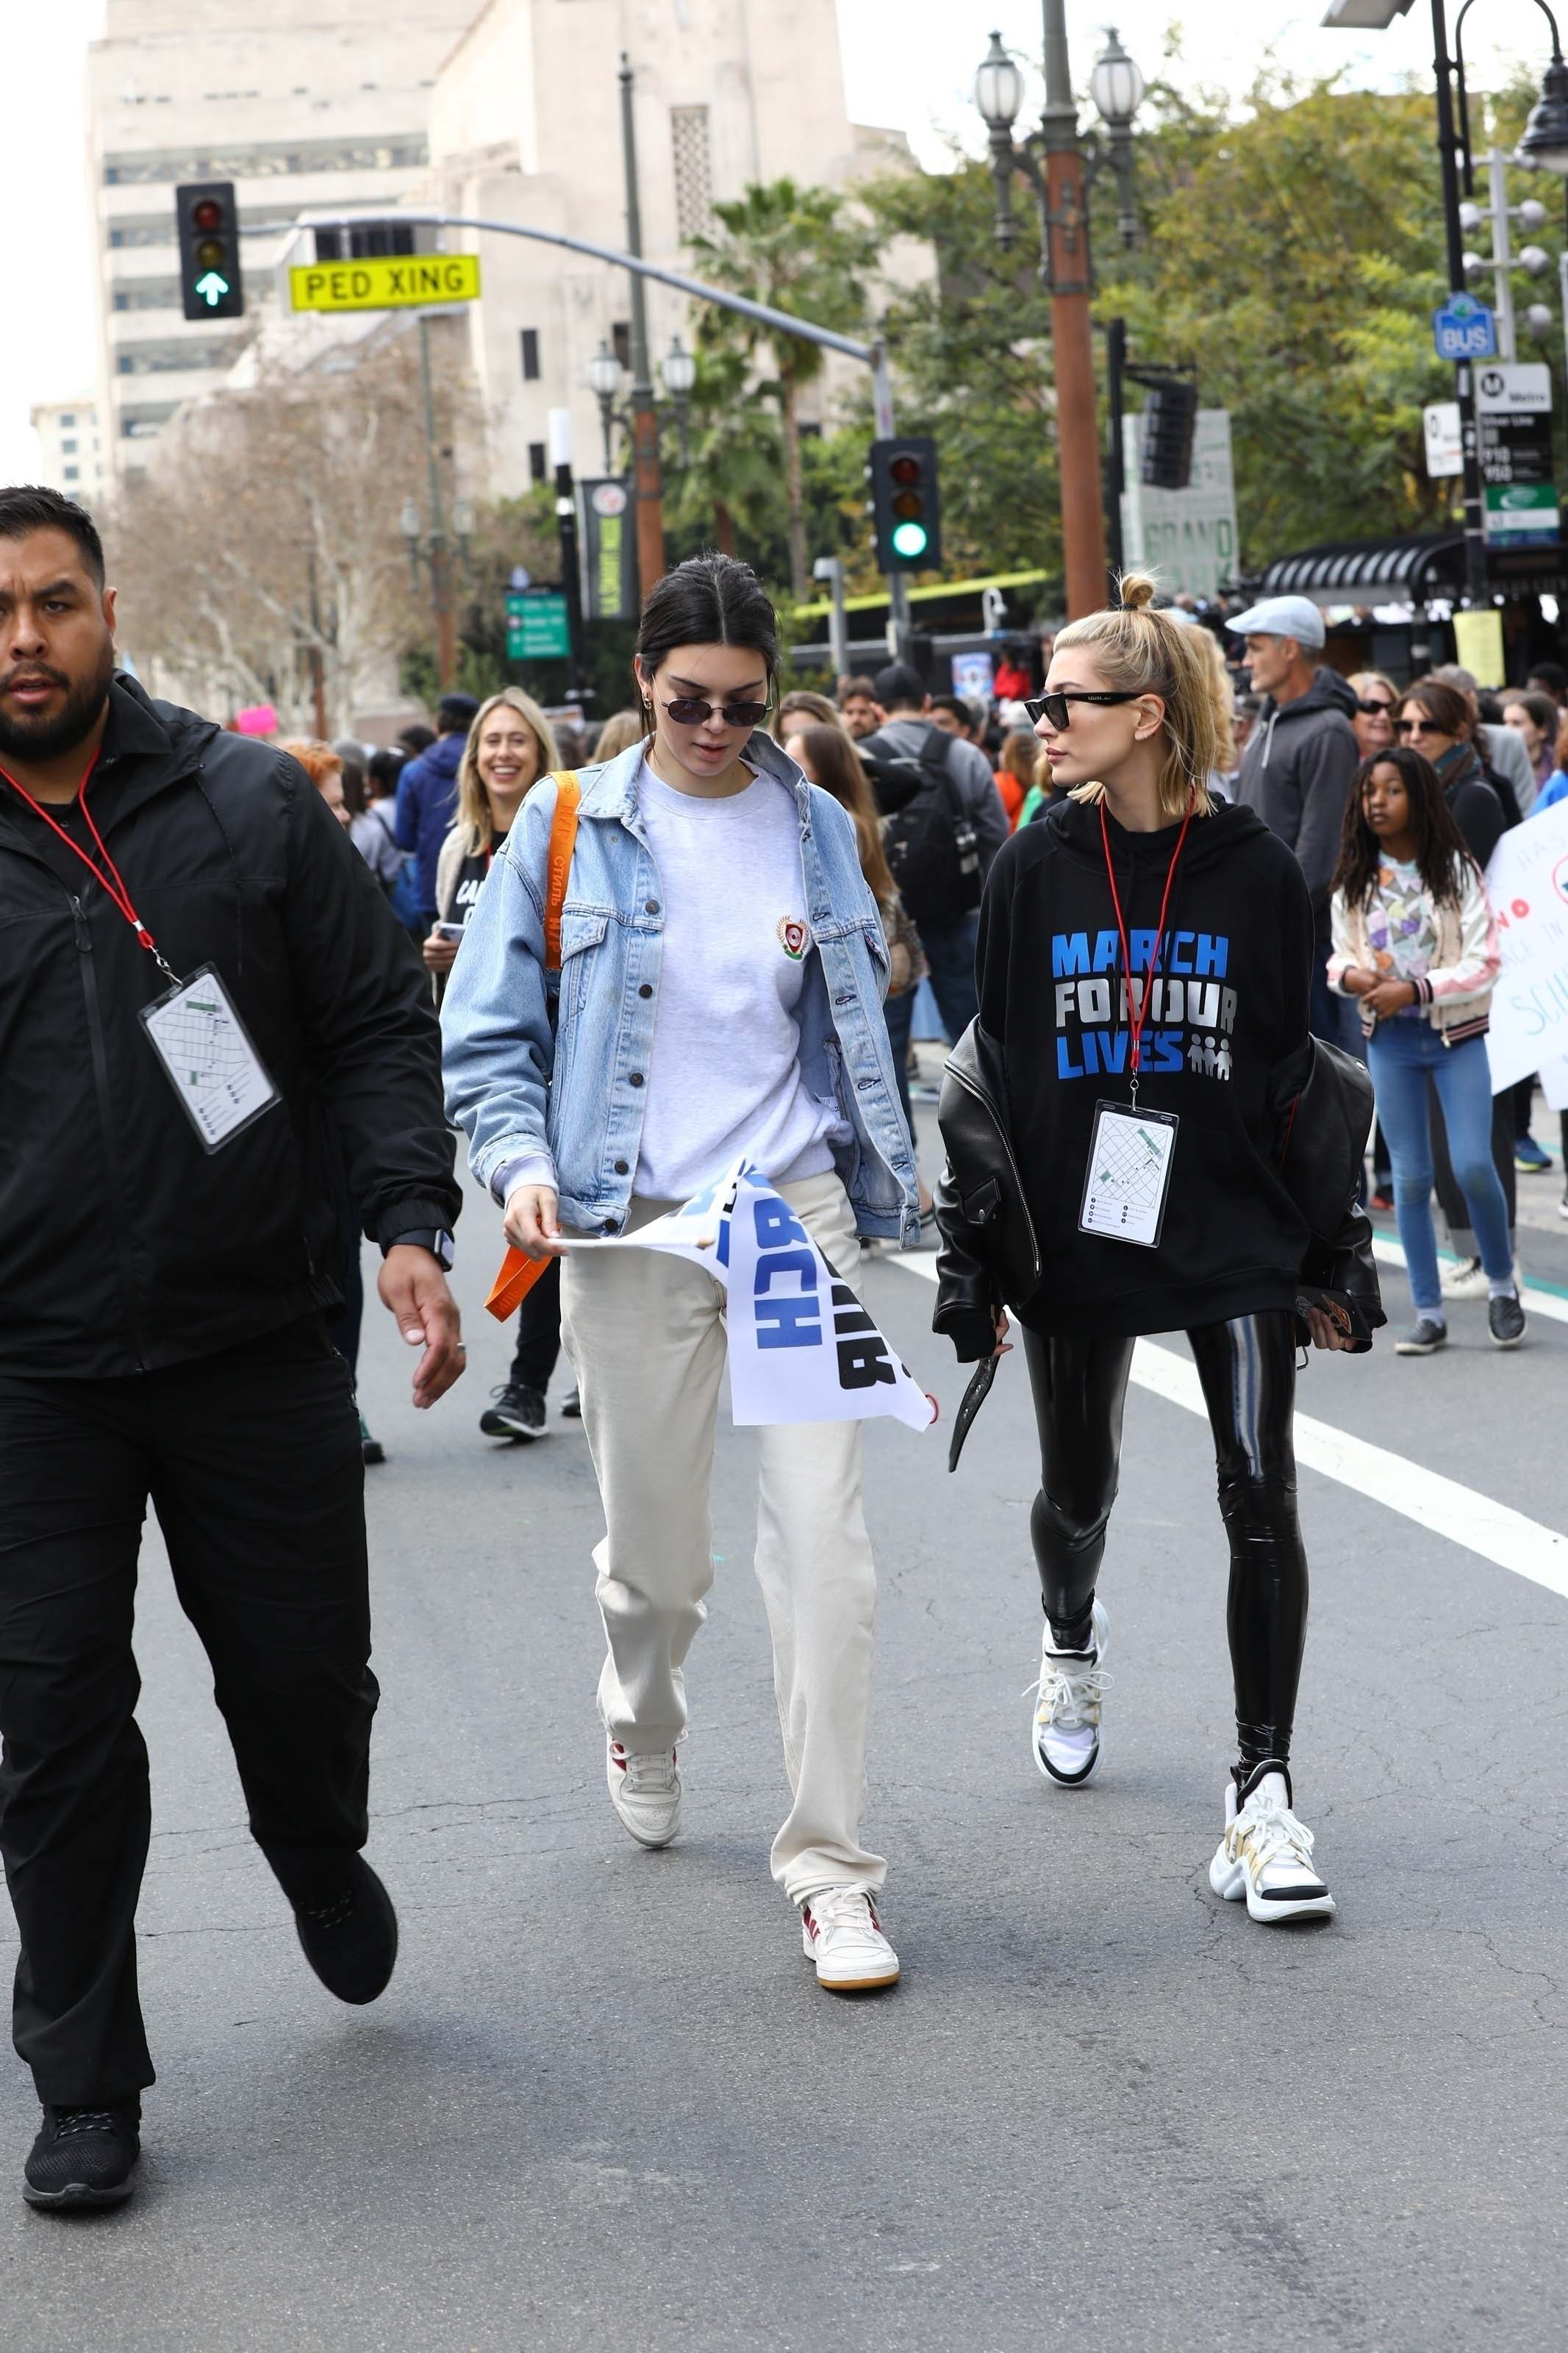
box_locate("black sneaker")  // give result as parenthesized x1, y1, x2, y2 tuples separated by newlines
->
(560, 1388, 581, 1418)
(1488, 1290, 1526, 1349)
(295, 1855, 398, 2006)
(1395, 1316, 1447, 1356)
(24, 2101, 140, 2210)
(359, 1413, 385, 1466)
(479, 1383, 546, 1440)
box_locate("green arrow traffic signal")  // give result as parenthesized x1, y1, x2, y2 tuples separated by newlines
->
(194, 271, 230, 308)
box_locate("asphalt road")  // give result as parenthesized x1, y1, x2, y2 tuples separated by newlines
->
(4, 1068, 1566, 2351)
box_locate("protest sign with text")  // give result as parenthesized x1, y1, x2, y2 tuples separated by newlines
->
(1484, 800, 1568, 1091)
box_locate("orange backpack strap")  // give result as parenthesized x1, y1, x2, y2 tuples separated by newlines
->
(487, 774, 583, 1321)
(543, 771, 581, 973)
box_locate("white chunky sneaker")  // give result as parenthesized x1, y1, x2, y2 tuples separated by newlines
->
(604, 1735, 681, 1849)
(1440, 1254, 1489, 1301)
(1028, 1599, 1109, 1786)
(799, 1887, 900, 1991)
(1209, 1763, 1334, 1924)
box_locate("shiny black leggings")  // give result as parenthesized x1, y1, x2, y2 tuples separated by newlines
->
(1022, 1312, 1306, 1774)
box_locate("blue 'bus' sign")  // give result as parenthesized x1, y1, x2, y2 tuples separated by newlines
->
(1433, 293, 1498, 362)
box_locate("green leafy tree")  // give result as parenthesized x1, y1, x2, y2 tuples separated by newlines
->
(861, 66, 1541, 582)
(690, 181, 878, 599)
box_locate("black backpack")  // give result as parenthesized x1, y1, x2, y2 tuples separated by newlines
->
(857, 724, 981, 931)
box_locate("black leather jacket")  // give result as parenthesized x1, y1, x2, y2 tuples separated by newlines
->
(933, 1023, 1385, 1363)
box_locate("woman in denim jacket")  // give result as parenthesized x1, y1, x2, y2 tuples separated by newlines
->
(443, 554, 918, 1993)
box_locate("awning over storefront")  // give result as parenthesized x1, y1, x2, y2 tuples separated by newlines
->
(1259, 532, 1466, 607)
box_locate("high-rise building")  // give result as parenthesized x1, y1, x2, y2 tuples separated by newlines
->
(85, 0, 480, 489)
(421, 0, 916, 499)
(29, 401, 107, 510)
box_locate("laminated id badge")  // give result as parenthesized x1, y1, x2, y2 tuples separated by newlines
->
(1078, 1100, 1178, 1249)
(139, 963, 281, 1153)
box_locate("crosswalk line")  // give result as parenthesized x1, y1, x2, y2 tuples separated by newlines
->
(884, 1250, 1568, 1602)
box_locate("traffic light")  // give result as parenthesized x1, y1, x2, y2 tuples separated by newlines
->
(1139, 379, 1199, 490)
(176, 182, 244, 322)
(868, 437, 942, 573)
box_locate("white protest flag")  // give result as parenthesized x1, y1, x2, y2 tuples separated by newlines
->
(722, 1168, 935, 1432)
(566, 1160, 935, 1433)
(1484, 801, 1568, 1091)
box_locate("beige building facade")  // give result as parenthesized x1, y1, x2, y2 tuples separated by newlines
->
(29, 401, 107, 510)
(421, 0, 912, 498)
(85, 0, 479, 488)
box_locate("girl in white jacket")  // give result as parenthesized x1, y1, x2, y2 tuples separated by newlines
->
(1328, 745, 1524, 1354)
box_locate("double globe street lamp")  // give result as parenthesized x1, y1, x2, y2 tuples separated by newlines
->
(974, 15, 1148, 614)
(586, 332, 697, 475)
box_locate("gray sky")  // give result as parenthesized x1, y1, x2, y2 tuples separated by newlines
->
(1, 1, 1550, 484)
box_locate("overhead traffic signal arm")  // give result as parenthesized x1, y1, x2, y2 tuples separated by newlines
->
(175, 182, 245, 322)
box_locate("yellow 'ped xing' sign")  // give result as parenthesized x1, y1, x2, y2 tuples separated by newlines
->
(290, 254, 482, 313)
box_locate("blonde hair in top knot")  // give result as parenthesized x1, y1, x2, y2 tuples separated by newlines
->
(1053, 571, 1225, 819)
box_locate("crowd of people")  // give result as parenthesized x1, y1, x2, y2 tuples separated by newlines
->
(0, 473, 1559, 2215)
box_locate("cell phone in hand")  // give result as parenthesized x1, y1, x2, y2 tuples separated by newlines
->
(433, 920, 466, 941)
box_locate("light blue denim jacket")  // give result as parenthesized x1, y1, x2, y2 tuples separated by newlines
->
(440, 732, 920, 1241)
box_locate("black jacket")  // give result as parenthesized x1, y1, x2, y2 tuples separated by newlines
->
(934, 1026, 1384, 1360)
(0, 676, 460, 1378)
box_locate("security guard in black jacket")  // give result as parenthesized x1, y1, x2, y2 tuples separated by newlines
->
(0, 486, 465, 2210)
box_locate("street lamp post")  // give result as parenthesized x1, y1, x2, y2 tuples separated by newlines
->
(585, 334, 696, 480)
(619, 54, 666, 599)
(400, 321, 473, 698)
(975, 15, 1146, 617)
(1324, 0, 1568, 604)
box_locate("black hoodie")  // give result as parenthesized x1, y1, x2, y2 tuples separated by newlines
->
(975, 794, 1313, 1338)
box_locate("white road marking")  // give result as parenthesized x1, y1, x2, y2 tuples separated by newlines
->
(886, 1251, 1568, 1602)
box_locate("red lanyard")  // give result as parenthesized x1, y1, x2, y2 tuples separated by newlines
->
(0, 749, 179, 986)
(1099, 788, 1195, 1101)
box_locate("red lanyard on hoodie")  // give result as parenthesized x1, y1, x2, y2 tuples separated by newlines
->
(1099, 787, 1195, 1104)
(0, 748, 181, 987)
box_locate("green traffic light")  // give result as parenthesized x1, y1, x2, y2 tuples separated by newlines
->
(890, 520, 929, 560)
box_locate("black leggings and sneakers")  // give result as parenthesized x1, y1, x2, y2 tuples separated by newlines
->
(1027, 1313, 1306, 1775)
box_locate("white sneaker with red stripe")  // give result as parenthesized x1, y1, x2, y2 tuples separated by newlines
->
(604, 1734, 681, 1849)
(799, 1887, 900, 1991)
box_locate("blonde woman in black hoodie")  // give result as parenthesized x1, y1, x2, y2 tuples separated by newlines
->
(935, 577, 1364, 1928)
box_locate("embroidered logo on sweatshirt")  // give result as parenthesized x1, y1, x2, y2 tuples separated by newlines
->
(777, 917, 810, 960)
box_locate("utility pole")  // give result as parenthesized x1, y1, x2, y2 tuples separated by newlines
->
(620, 56, 667, 599)
(1041, 1, 1109, 617)
(549, 406, 590, 709)
(1105, 317, 1127, 582)
(418, 313, 458, 691)
(1431, 0, 1489, 603)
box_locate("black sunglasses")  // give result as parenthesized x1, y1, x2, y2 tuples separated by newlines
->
(1394, 718, 1443, 738)
(1024, 689, 1143, 729)
(1357, 698, 1395, 716)
(661, 694, 770, 729)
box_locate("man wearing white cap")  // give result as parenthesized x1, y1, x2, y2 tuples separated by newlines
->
(1225, 595, 1361, 1042)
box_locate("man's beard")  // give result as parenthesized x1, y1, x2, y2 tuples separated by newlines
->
(0, 643, 117, 765)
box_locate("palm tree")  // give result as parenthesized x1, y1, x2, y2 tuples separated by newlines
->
(690, 182, 878, 601)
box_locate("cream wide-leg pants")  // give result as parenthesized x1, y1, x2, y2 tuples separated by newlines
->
(559, 1169, 885, 1900)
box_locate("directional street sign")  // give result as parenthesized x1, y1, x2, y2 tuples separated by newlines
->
(1431, 292, 1497, 363)
(505, 588, 570, 661)
(289, 254, 482, 313)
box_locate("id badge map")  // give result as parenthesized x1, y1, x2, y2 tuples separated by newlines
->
(140, 965, 280, 1151)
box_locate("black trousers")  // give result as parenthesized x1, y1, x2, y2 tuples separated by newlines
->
(509, 1255, 564, 1393)
(1023, 1312, 1307, 1774)
(0, 1318, 376, 2105)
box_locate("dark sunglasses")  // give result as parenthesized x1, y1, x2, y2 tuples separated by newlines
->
(1394, 717, 1443, 738)
(1023, 689, 1143, 729)
(661, 694, 770, 729)
(1357, 698, 1395, 716)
